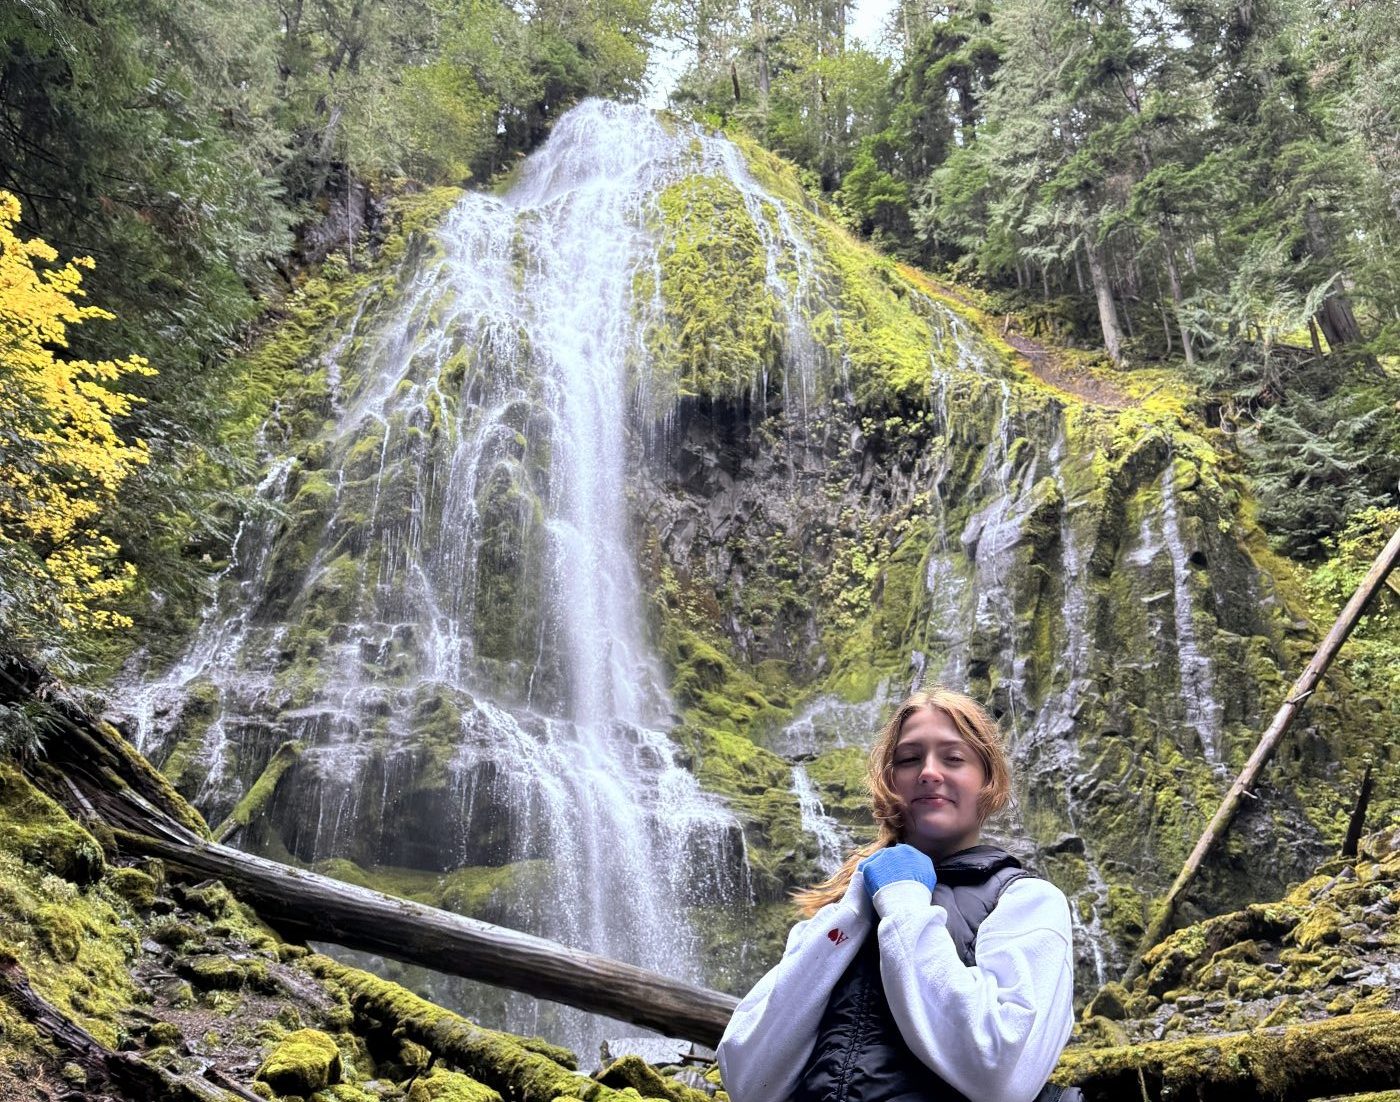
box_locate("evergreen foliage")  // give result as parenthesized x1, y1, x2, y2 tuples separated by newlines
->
(0, 0, 662, 667)
(670, 0, 1400, 555)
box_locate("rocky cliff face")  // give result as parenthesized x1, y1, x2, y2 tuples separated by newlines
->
(113, 100, 1382, 1040)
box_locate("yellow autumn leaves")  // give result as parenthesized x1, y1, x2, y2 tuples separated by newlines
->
(0, 189, 154, 632)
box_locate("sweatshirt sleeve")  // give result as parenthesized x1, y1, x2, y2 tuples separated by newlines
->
(869, 877, 1074, 1102)
(716, 876, 873, 1102)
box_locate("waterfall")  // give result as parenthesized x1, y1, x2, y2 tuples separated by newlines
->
(1159, 467, 1224, 766)
(791, 765, 850, 876)
(121, 100, 817, 1057)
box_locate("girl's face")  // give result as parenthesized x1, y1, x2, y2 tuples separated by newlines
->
(890, 707, 987, 859)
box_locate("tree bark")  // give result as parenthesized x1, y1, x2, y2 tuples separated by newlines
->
(1125, 519, 1400, 980)
(1159, 226, 1195, 366)
(1083, 237, 1124, 363)
(114, 826, 738, 1047)
(1303, 200, 1366, 350)
(753, 4, 771, 98)
(1341, 762, 1374, 859)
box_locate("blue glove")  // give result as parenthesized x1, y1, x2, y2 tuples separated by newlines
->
(858, 843, 937, 897)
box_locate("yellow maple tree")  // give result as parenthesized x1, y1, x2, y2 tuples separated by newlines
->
(0, 189, 155, 631)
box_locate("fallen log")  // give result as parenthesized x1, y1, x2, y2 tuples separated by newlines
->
(0, 651, 209, 841)
(0, 956, 239, 1102)
(5, 650, 738, 1047)
(1054, 1010, 1400, 1101)
(306, 953, 631, 1102)
(114, 825, 738, 1047)
(1125, 519, 1400, 980)
(212, 739, 303, 843)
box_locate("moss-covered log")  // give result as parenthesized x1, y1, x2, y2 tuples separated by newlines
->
(211, 739, 303, 843)
(115, 826, 737, 1046)
(0, 651, 209, 840)
(306, 954, 626, 1102)
(1056, 1011, 1400, 1101)
(0, 957, 240, 1102)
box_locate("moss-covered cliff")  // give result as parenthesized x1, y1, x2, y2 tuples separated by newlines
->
(108, 100, 1396, 1018)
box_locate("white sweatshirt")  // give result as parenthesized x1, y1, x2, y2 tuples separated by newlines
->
(717, 873, 1074, 1102)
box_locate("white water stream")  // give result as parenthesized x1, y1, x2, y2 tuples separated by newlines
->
(119, 100, 853, 1056)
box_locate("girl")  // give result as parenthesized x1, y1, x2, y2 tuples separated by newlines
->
(717, 688, 1075, 1102)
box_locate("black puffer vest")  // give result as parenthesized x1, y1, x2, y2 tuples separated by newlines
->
(792, 846, 1069, 1102)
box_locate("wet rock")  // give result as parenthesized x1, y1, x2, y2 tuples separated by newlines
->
(1084, 982, 1129, 1021)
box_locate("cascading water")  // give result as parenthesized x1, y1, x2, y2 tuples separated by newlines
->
(122, 99, 858, 1057)
(1159, 467, 1224, 767)
(111, 93, 1303, 1043)
(791, 765, 850, 876)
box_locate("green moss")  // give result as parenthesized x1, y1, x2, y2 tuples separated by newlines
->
(106, 866, 157, 909)
(306, 954, 617, 1102)
(1055, 1010, 1400, 1098)
(597, 1055, 713, 1102)
(313, 856, 551, 922)
(212, 740, 303, 841)
(800, 745, 874, 848)
(257, 1028, 344, 1096)
(33, 906, 82, 962)
(408, 1067, 505, 1102)
(146, 1020, 183, 1047)
(647, 175, 780, 406)
(0, 763, 105, 886)
(0, 769, 138, 1048)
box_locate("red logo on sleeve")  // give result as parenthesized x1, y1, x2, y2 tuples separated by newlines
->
(827, 928, 849, 945)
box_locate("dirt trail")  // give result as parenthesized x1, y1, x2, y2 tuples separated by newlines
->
(1003, 331, 1132, 410)
(902, 266, 1132, 410)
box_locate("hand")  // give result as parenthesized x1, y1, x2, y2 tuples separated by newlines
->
(858, 843, 936, 897)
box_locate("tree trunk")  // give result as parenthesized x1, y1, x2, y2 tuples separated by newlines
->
(1084, 238, 1124, 363)
(115, 827, 738, 1047)
(753, 4, 771, 98)
(1303, 200, 1366, 350)
(1159, 227, 1195, 366)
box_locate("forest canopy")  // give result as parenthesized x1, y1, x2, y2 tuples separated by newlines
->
(0, 0, 1396, 666)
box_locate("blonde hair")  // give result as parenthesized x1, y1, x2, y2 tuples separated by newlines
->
(792, 687, 1012, 916)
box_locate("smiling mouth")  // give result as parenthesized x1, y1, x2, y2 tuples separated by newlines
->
(913, 795, 952, 805)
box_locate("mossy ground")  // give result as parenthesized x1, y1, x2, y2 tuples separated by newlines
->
(1073, 827, 1400, 1052)
(0, 759, 722, 1102)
